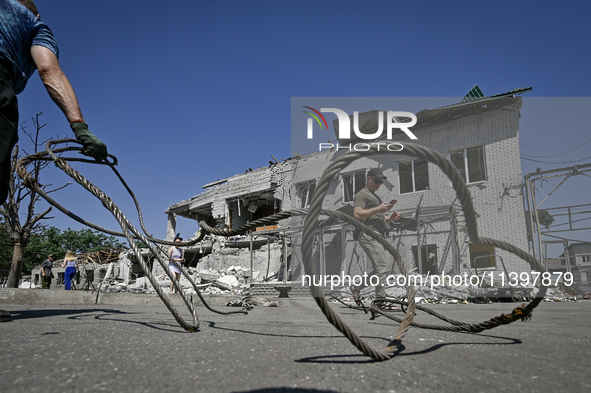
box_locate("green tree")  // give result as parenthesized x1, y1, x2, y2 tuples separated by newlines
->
(24, 226, 125, 268)
(60, 228, 125, 254)
(23, 226, 65, 269)
(0, 220, 13, 271)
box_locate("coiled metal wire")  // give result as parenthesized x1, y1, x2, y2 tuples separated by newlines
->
(17, 139, 547, 361)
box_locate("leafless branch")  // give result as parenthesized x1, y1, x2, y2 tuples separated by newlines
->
(45, 182, 72, 194)
(3, 113, 69, 286)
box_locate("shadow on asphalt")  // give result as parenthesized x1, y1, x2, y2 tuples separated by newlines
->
(295, 333, 522, 364)
(204, 320, 382, 340)
(9, 308, 129, 320)
(8, 308, 187, 333)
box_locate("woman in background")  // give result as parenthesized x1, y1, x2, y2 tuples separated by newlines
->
(61, 251, 77, 290)
(168, 234, 185, 294)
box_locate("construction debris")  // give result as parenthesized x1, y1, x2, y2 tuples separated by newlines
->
(330, 278, 577, 305)
(226, 296, 279, 308)
(98, 264, 258, 296)
(76, 248, 128, 265)
(26, 248, 581, 304)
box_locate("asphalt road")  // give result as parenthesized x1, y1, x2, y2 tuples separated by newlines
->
(1, 297, 590, 393)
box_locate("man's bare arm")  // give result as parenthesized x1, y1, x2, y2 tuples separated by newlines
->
(30, 45, 84, 123)
(30, 45, 108, 161)
(354, 203, 392, 221)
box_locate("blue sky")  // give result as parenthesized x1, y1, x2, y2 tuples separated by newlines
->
(14, 1, 591, 255)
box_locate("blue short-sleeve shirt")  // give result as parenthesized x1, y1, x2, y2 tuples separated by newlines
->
(0, 0, 59, 94)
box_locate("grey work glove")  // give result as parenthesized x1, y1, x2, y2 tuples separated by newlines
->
(70, 121, 108, 161)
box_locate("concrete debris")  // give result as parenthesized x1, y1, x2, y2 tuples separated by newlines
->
(226, 296, 279, 308)
(97, 282, 129, 292)
(539, 287, 578, 302)
(197, 242, 283, 281)
(77, 247, 128, 265)
(331, 280, 577, 305)
(200, 286, 233, 295)
(97, 266, 257, 296)
(19, 280, 35, 289)
(216, 275, 240, 290)
(198, 268, 222, 283)
(129, 276, 151, 290)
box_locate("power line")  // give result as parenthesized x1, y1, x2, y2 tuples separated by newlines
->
(521, 136, 591, 158)
(520, 155, 591, 165)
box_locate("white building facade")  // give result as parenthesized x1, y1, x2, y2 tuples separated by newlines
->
(167, 94, 532, 284)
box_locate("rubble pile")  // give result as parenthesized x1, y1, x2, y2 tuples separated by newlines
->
(541, 286, 578, 302)
(331, 280, 577, 304)
(99, 265, 260, 296)
(226, 296, 279, 308)
(97, 282, 129, 292)
(197, 241, 283, 280)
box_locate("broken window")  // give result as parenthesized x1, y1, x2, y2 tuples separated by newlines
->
(450, 145, 486, 183)
(412, 244, 438, 275)
(470, 243, 496, 268)
(297, 181, 316, 208)
(399, 159, 429, 194)
(342, 170, 366, 203)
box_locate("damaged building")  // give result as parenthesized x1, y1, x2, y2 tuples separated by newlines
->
(547, 242, 591, 293)
(164, 156, 294, 283)
(165, 88, 534, 293)
(31, 248, 135, 290)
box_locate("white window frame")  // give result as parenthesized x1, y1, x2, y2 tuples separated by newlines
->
(296, 180, 316, 208)
(398, 159, 429, 194)
(342, 169, 366, 203)
(449, 145, 487, 184)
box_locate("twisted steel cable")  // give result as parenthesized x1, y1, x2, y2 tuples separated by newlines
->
(17, 140, 246, 332)
(17, 140, 204, 247)
(17, 139, 548, 361)
(299, 142, 547, 360)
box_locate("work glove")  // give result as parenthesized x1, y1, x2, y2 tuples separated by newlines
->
(70, 121, 108, 161)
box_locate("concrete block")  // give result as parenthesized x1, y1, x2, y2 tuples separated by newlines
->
(0, 288, 97, 304)
(216, 275, 240, 290)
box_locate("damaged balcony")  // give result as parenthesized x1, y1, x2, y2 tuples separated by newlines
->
(158, 162, 295, 292)
(166, 162, 291, 236)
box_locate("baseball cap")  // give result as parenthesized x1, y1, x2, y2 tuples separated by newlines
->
(367, 168, 387, 180)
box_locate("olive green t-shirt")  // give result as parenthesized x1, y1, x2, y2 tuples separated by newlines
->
(354, 187, 386, 234)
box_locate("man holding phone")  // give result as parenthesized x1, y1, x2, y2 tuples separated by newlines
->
(352, 168, 402, 301)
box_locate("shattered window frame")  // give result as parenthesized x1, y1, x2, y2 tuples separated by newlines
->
(399, 159, 429, 194)
(450, 145, 487, 184)
(342, 170, 366, 203)
(296, 180, 317, 209)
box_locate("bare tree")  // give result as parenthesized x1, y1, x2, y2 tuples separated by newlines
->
(1, 114, 65, 287)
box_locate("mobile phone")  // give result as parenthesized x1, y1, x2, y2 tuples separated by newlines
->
(389, 199, 397, 205)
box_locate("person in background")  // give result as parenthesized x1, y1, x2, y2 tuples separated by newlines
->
(352, 168, 402, 305)
(0, 0, 108, 204)
(0, 0, 108, 322)
(40, 254, 54, 289)
(168, 234, 185, 294)
(61, 250, 77, 290)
